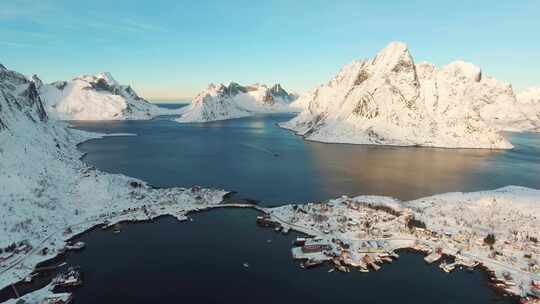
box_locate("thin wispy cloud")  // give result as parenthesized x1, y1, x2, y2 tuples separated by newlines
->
(1, 1, 170, 43)
(120, 18, 170, 33)
(85, 18, 169, 34)
(0, 0, 54, 21)
(0, 41, 45, 48)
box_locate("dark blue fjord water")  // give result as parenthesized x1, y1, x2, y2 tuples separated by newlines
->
(58, 104, 540, 304)
(72, 106, 540, 206)
(64, 209, 513, 304)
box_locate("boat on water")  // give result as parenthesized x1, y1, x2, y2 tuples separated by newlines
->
(65, 241, 85, 251)
(502, 271, 516, 286)
(379, 255, 393, 263)
(439, 262, 456, 273)
(302, 259, 324, 269)
(358, 267, 369, 273)
(24, 274, 34, 283)
(52, 267, 83, 289)
(362, 255, 381, 271)
(113, 224, 121, 234)
(424, 251, 442, 264)
(520, 297, 540, 304)
(529, 280, 540, 297)
(389, 251, 399, 259)
(336, 265, 349, 272)
(101, 220, 110, 230)
(42, 293, 73, 304)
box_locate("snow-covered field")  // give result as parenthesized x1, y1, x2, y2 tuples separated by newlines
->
(282, 42, 540, 149)
(176, 82, 298, 123)
(37, 72, 179, 120)
(3, 283, 71, 304)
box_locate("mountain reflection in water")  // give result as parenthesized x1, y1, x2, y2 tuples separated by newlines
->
(305, 142, 501, 201)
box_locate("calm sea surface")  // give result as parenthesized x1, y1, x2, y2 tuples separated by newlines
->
(72, 105, 540, 205)
(32, 104, 536, 304)
(64, 209, 513, 304)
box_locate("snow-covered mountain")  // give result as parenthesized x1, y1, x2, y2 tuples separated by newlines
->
(516, 86, 540, 131)
(38, 72, 177, 120)
(518, 86, 540, 105)
(282, 42, 517, 149)
(176, 82, 298, 123)
(0, 64, 48, 129)
(0, 63, 226, 291)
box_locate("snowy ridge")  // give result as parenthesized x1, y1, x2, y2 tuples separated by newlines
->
(38, 72, 178, 120)
(176, 82, 298, 123)
(0, 63, 227, 293)
(281, 42, 536, 149)
(516, 86, 540, 131)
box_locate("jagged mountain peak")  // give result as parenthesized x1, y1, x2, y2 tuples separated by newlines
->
(0, 63, 6, 70)
(94, 72, 119, 85)
(224, 81, 241, 88)
(0, 65, 48, 129)
(176, 81, 298, 123)
(31, 74, 43, 88)
(517, 86, 540, 104)
(270, 83, 285, 93)
(198, 82, 294, 101)
(206, 83, 225, 91)
(325, 42, 419, 95)
(371, 41, 414, 70)
(73, 72, 119, 86)
(441, 60, 482, 82)
(281, 42, 516, 149)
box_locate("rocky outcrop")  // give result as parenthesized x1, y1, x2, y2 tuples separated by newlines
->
(0, 64, 48, 130)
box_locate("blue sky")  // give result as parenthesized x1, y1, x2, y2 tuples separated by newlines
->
(1, 0, 539, 100)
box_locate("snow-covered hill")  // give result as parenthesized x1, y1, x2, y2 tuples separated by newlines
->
(176, 82, 298, 123)
(516, 86, 540, 131)
(281, 42, 525, 149)
(38, 72, 178, 120)
(0, 63, 226, 292)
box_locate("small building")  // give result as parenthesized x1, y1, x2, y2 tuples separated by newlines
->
(301, 244, 331, 253)
(256, 216, 278, 228)
(294, 238, 307, 246)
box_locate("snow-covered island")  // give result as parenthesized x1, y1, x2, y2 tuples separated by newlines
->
(262, 186, 540, 301)
(282, 42, 540, 149)
(0, 63, 235, 301)
(36, 72, 179, 120)
(175, 82, 298, 123)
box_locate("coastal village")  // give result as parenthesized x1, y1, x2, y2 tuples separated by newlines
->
(2, 185, 540, 303)
(0, 183, 230, 304)
(259, 187, 540, 303)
